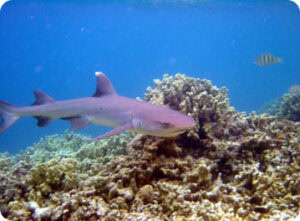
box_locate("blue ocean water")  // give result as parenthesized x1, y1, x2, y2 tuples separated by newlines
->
(0, 0, 299, 153)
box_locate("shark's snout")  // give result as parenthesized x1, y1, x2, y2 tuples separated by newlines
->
(175, 115, 196, 129)
(167, 114, 196, 136)
(132, 105, 197, 138)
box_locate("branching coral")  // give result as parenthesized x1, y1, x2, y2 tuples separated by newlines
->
(24, 130, 90, 164)
(26, 158, 79, 199)
(75, 131, 135, 166)
(145, 74, 247, 141)
(14, 130, 135, 170)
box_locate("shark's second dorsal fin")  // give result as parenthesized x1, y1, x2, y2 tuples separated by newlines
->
(32, 90, 55, 106)
(93, 72, 117, 97)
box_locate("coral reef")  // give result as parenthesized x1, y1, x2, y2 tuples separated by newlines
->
(258, 87, 300, 122)
(24, 130, 90, 164)
(0, 74, 299, 220)
(145, 74, 247, 141)
(276, 93, 300, 122)
(26, 158, 79, 201)
(289, 85, 300, 96)
(0, 152, 12, 173)
(15, 130, 135, 168)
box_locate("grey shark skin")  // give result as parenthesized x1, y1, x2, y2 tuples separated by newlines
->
(0, 72, 196, 141)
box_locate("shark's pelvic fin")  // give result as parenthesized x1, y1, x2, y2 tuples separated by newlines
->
(32, 90, 55, 106)
(62, 116, 90, 130)
(90, 122, 132, 141)
(93, 72, 117, 97)
(35, 116, 53, 127)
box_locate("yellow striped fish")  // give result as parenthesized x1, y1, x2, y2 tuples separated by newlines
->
(255, 54, 282, 66)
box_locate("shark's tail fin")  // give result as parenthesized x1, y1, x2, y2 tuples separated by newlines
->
(0, 100, 20, 133)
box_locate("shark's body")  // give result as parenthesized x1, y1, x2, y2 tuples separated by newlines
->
(0, 72, 195, 140)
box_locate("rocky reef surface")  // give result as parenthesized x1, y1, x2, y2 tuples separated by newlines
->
(258, 90, 300, 122)
(0, 74, 299, 221)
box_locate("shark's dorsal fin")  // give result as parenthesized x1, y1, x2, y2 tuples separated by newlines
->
(93, 72, 117, 97)
(32, 90, 55, 106)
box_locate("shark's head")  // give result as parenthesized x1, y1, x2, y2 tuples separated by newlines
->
(132, 103, 196, 137)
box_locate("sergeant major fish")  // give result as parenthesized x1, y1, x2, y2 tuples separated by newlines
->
(0, 72, 196, 141)
(255, 53, 282, 66)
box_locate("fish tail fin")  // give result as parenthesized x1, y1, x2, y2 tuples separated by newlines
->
(0, 100, 20, 133)
(277, 57, 283, 64)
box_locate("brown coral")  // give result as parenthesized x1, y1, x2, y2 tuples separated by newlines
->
(145, 74, 247, 141)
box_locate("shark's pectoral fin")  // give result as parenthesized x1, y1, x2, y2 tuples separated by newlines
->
(35, 116, 53, 127)
(91, 122, 132, 141)
(62, 116, 90, 130)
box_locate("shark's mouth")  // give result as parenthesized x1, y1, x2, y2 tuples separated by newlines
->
(133, 128, 187, 137)
(162, 128, 187, 137)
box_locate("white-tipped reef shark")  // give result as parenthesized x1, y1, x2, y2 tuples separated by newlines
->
(0, 72, 196, 141)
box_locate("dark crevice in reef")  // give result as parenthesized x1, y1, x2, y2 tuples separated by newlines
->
(215, 157, 236, 184)
(197, 124, 208, 140)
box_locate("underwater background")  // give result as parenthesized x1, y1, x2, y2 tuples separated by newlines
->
(0, 1, 300, 220)
(0, 0, 299, 153)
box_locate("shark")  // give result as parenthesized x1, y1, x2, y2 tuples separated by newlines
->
(0, 72, 196, 141)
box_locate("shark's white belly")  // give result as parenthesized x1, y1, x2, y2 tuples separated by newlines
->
(87, 115, 120, 127)
(85, 108, 132, 128)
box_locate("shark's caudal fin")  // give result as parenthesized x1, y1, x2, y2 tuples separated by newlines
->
(32, 90, 55, 127)
(0, 100, 20, 133)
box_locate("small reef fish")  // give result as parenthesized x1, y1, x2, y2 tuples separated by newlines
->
(255, 53, 282, 66)
(0, 72, 196, 141)
(288, 85, 300, 96)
